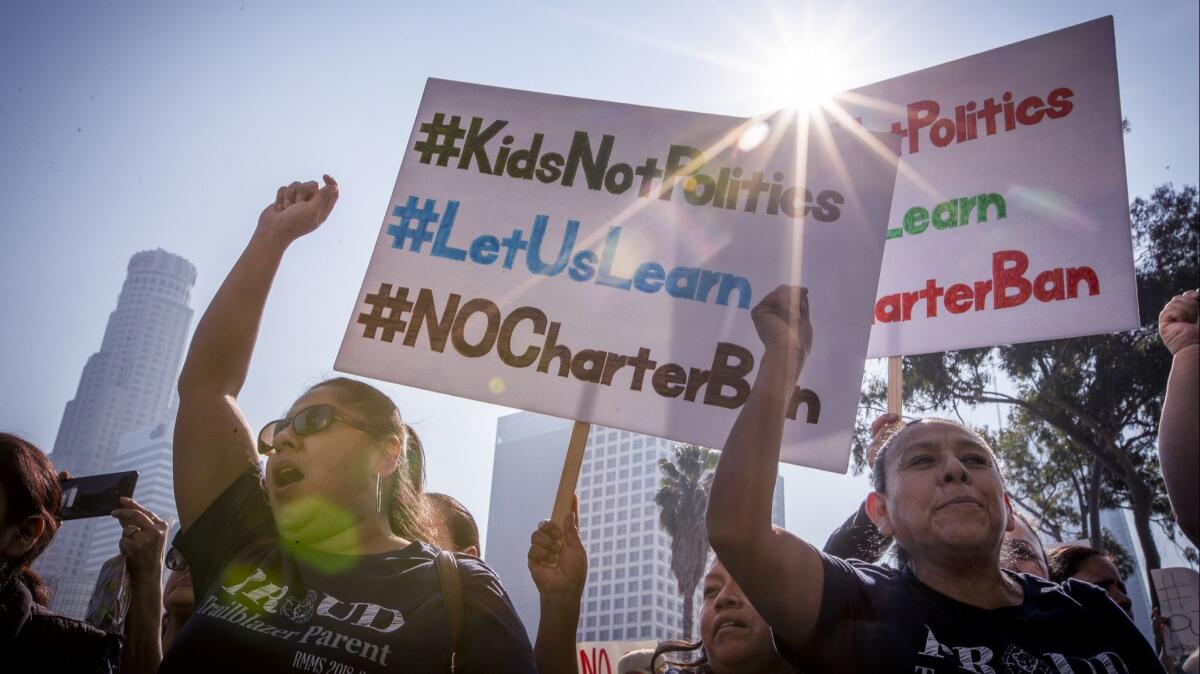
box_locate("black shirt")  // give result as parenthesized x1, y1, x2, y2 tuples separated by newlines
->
(775, 553, 1164, 674)
(0, 574, 121, 673)
(161, 470, 536, 674)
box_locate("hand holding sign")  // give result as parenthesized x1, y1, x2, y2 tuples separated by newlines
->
(1158, 289, 1199, 356)
(527, 495, 587, 601)
(256, 175, 340, 245)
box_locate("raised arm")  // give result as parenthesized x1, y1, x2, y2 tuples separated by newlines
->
(707, 285, 825, 648)
(174, 177, 339, 530)
(1157, 289, 1199, 547)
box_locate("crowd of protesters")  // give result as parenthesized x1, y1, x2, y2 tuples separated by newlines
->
(1, 177, 1196, 673)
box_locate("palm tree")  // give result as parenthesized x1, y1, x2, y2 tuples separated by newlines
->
(655, 444, 716, 639)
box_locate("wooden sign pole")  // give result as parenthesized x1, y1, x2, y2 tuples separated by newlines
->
(551, 421, 591, 529)
(887, 356, 903, 415)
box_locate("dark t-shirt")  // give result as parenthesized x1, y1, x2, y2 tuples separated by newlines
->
(0, 576, 121, 673)
(775, 553, 1163, 674)
(161, 470, 536, 674)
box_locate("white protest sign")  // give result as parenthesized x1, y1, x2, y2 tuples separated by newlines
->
(832, 16, 1138, 357)
(575, 640, 658, 674)
(336, 79, 899, 472)
(1151, 567, 1200, 658)
(338, 79, 902, 467)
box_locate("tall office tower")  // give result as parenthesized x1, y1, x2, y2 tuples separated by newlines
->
(85, 420, 180, 579)
(37, 249, 195, 618)
(485, 411, 785, 644)
(1100, 508, 1153, 642)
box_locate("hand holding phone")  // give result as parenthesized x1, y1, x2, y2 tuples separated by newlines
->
(60, 471, 139, 520)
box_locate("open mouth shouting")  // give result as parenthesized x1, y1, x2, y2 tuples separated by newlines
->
(270, 460, 306, 492)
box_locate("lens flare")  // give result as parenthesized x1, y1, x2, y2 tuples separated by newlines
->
(738, 121, 771, 151)
(489, 377, 506, 394)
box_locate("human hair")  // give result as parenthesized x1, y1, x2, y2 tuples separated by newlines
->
(869, 418, 1002, 492)
(1004, 511, 1048, 570)
(426, 493, 480, 554)
(0, 433, 62, 606)
(1046, 544, 1107, 584)
(304, 378, 433, 543)
(651, 639, 710, 673)
(869, 418, 1002, 568)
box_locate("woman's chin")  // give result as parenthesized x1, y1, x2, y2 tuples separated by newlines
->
(273, 496, 361, 548)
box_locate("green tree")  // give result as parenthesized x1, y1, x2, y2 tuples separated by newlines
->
(859, 184, 1199, 587)
(656, 444, 716, 639)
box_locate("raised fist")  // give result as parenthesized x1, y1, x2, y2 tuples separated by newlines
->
(256, 175, 340, 244)
(1158, 289, 1199, 356)
(751, 285, 814, 360)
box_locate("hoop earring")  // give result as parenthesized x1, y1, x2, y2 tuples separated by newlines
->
(376, 473, 384, 515)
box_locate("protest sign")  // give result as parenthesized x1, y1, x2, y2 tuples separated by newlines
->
(1151, 567, 1199, 658)
(576, 641, 657, 674)
(833, 16, 1139, 357)
(336, 78, 899, 472)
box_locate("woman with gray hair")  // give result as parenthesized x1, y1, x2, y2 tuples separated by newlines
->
(707, 285, 1163, 673)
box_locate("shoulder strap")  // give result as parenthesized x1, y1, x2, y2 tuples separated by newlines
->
(435, 550, 465, 673)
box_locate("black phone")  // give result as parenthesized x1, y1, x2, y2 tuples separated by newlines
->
(60, 471, 139, 520)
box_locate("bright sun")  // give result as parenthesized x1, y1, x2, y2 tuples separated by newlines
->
(757, 45, 849, 114)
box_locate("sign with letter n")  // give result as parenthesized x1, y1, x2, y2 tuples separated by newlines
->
(337, 79, 900, 472)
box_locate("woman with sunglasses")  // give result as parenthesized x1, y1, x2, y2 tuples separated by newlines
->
(164, 176, 536, 673)
(706, 286, 1163, 673)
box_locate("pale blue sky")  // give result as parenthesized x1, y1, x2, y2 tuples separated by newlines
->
(1, 1, 1196, 560)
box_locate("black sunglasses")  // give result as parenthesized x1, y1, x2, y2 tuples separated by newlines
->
(165, 547, 188, 572)
(257, 404, 377, 456)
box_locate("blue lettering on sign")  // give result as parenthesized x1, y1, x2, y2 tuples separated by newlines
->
(385, 195, 752, 309)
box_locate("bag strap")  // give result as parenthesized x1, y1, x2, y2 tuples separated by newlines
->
(435, 550, 465, 673)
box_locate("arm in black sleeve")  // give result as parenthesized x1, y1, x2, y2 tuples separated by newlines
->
(822, 498, 892, 562)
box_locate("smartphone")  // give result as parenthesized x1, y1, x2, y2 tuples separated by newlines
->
(60, 471, 139, 520)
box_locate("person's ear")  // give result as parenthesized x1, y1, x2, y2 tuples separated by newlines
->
(2, 515, 46, 558)
(374, 436, 403, 476)
(463, 544, 479, 557)
(1003, 493, 1016, 532)
(866, 491, 893, 537)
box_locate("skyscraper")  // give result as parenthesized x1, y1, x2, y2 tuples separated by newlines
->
(485, 411, 785, 644)
(85, 420, 180, 579)
(37, 248, 195, 618)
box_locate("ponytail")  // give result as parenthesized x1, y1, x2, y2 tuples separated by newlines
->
(385, 423, 434, 543)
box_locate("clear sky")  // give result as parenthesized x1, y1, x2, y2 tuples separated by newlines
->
(2, 1, 1197, 561)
